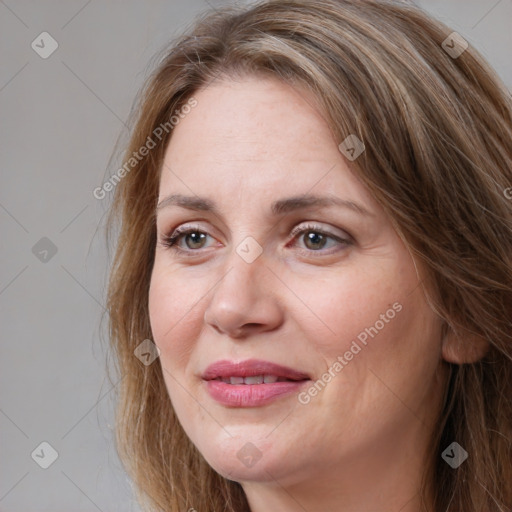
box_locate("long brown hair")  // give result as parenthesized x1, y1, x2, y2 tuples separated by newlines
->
(104, 0, 512, 510)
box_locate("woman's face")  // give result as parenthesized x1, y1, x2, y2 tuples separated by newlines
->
(149, 75, 446, 498)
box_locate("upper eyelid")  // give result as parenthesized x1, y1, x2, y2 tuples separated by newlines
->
(165, 221, 346, 236)
(289, 222, 347, 238)
(162, 222, 351, 245)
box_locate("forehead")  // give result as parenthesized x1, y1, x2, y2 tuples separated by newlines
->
(158, 75, 376, 212)
(165, 76, 334, 163)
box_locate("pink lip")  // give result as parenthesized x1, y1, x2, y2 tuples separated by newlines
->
(201, 359, 311, 407)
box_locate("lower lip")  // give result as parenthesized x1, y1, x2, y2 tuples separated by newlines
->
(205, 380, 310, 407)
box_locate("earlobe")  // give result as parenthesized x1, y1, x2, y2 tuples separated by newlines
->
(441, 323, 490, 364)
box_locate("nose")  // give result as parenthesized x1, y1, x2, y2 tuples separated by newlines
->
(203, 248, 284, 339)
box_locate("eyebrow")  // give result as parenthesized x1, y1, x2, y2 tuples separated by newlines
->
(156, 193, 373, 217)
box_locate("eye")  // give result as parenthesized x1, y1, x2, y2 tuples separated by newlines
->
(288, 223, 352, 256)
(159, 225, 214, 253)
(158, 222, 352, 257)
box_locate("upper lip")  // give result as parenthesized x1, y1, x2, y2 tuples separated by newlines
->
(201, 359, 311, 381)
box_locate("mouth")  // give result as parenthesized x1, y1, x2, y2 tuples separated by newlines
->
(201, 358, 311, 382)
(201, 359, 311, 407)
(211, 375, 302, 384)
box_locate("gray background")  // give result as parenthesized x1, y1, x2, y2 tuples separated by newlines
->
(1, 0, 510, 510)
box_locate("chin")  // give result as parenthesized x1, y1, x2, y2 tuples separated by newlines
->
(206, 451, 285, 484)
(195, 431, 288, 483)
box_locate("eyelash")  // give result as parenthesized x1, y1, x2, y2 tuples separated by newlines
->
(159, 223, 353, 258)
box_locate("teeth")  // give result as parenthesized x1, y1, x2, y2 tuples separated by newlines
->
(218, 375, 283, 384)
(244, 375, 264, 385)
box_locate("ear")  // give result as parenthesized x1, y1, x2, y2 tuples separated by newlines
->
(441, 323, 490, 364)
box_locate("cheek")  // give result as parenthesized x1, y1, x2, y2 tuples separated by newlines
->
(148, 262, 204, 371)
(289, 262, 402, 357)
(292, 253, 439, 384)
(148, 265, 207, 427)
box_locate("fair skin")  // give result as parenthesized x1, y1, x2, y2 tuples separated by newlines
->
(148, 75, 461, 511)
